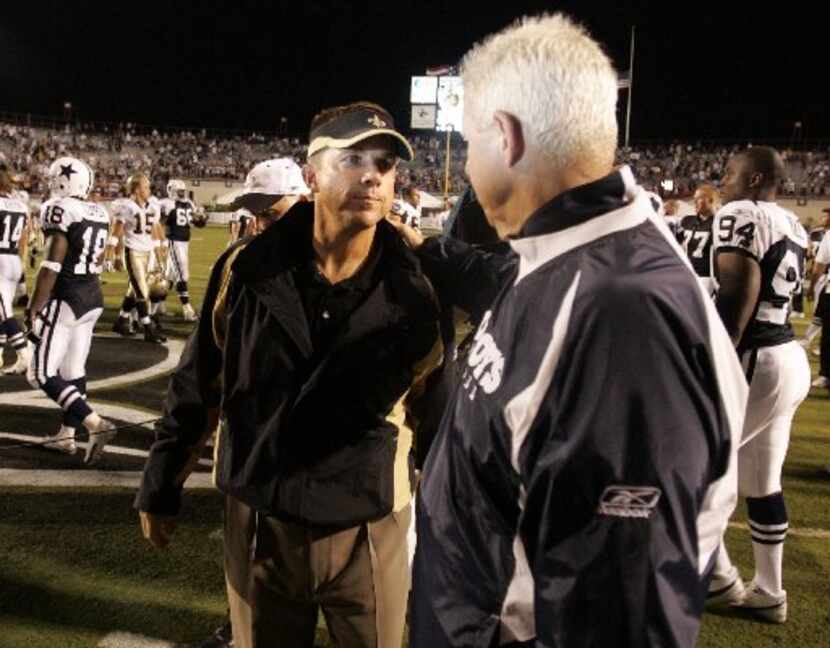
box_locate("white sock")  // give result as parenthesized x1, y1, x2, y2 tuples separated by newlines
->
(752, 540, 785, 595)
(140, 316, 152, 326)
(82, 412, 102, 432)
(118, 310, 130, 319)
(712, 542, 736, 583)
(59, 424, 76, 440)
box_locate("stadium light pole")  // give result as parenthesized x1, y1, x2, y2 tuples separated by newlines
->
(624, 26, 635, 148)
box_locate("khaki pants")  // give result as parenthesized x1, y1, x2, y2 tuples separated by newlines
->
(225, 495, 411, 648)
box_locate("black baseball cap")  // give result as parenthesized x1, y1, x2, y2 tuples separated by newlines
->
(307, 103, 414, 161)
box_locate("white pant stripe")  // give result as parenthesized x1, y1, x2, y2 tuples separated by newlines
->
(57, 386, 76, 407)
(37, 301, 59, 384)
(62, 392, 82, 411)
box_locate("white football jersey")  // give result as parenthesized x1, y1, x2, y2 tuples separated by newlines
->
(0, 195, 29, 255)
(391, 199, 421, 229)
(40, 196, 110, 277)
(112, 197, 158, 252)
(230, 207, 255, 238)
(11, 189, 29, 206)
(815, 231, 830, 266)
(713, 200, 808, 348)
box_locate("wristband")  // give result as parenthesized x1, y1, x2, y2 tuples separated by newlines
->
(40, 260, 62, 273)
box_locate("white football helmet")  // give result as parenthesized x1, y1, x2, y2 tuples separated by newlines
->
(167, 178, 187, 200)
(47, 157, 94, 200)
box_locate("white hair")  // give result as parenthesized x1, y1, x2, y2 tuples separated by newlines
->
(461, 13, 619, 169)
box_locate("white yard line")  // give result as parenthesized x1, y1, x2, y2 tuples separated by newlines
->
(0, 432, 212, 467)
(98, 632, 178, 648)
(0, 336, 184, 404)
(728, 521, 830, 540)
(0, 468, 214, 489)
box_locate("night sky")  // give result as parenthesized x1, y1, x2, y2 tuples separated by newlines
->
(1, 1, 825, 142)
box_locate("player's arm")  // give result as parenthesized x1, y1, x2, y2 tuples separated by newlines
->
(106, 219, 125, 271)
(26, 233, 68, 330)
(135, 244, 235, 548)
(712, 208, 764, 348)
(810, 237, 830, 296)
(715, 251, 761, 347)
(810, 262, 827, 296)
(228, 219, 239, 245)
(17, 214, 30, 263)
(151, 220, 166, 268)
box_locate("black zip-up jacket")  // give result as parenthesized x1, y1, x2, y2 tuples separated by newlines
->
(136, 203, 441, 527)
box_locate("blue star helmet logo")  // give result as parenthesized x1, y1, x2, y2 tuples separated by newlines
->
(59, 164, 77, 180)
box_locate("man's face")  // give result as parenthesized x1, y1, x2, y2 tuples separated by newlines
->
(823, 211, 830, 228)
(462, 102, 511, 238)
(694, 188, 719, 218)
(136, 177, 151, 203)
(406, 189, 420, 207)
(720, 155, 751, 204)
(307, 136, 397, 231)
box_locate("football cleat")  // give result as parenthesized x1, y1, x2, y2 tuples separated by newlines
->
(143, 324, 167, 344)
(736, 581, 787, 623)
(2, 345, 32, 375)
(83, 419, 117, 466)
(706, 566, 746, 609)
(112, 317, 135, 337)
(44, 427, 77, 456)
(811, 376, 829, 389)
(182, 303, 198, 322)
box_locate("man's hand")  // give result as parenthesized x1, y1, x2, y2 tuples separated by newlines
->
(114, 256, 125, 272)
(139, 511, 178, 549)
(386, 214, 425, 249)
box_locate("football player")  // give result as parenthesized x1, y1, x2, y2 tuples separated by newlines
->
(707, 146, 810, 623)
(808, 224, 830, 388)
(158, 178, 200, 321)
(26, 156, 116, 464)
(11, 173, 34, 308)
(390, 185, 422, 230)
(107, 174, 166, 343)
(0, 164, 31, 374)
(677, 184, 721, 295)
(800, 209, 830, 355)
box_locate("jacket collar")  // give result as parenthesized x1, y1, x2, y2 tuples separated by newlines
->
(230, 201, 427, 360)
(509, 166, 654, 283)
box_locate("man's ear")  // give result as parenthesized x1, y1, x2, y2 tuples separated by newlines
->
(493, 110, 525, 168)
(302, 162, 318, 193)
(748, 171, 764, 189)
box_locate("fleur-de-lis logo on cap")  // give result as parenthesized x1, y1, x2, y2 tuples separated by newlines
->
(368, 114, 386, 128)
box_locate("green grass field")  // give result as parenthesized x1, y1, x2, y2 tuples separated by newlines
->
(1, 225, 828, 647)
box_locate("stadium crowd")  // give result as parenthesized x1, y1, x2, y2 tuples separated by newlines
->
(3, 118, 830, 200)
